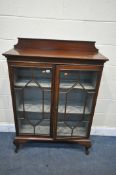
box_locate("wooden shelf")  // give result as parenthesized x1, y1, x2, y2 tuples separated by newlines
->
(60, 82, 95, 90)
(18, 101, 50, 113)
(57, 124, 87, 137)
(14, 79, 95, 90)
(58, 105, 90, 114)
(17, 101, 90, 114)
(19, 119, 50, 135)
(14, 79, 51, 88)
(19, 120, 87, 137)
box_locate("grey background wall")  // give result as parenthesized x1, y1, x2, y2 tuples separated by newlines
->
(0, 0, 116, 135)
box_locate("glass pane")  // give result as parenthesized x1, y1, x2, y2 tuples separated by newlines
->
(57, 70, 97, 137)
(60, 70, 97, 90)
(14, 67, 51, 88)
(14, 67, 52, 135)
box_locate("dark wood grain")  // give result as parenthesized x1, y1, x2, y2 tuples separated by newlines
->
(3, 38, 108, 62)
(14, 38, 98, 52)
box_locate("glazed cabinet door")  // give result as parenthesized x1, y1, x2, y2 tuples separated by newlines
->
(9, 63, 53, 136)
(55, 65, 102, 138)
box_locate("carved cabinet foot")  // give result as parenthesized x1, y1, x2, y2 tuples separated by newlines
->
(85, 147, 90, 155)
(78, 139, 91, 155)
(13, 140, 20, 153)
(15, 145, 20, 153)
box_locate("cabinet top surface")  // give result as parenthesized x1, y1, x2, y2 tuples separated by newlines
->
(3, 38, 108, 62)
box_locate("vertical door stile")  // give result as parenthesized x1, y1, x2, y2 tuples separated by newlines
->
(87, 68, 103, 137)
(8, 63, 19, 135)
(52, 65, 60, 139)
(50, 65, 56, 138)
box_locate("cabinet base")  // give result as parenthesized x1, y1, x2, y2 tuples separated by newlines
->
(13, 136, 91, 155)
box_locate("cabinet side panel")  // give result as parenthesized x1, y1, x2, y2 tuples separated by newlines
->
(8, 62, 19, 135)
(87, 68, 103, 137)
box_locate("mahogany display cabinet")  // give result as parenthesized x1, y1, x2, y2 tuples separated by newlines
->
(3, 38, 108, 154)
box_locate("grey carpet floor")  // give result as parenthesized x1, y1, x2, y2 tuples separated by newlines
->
(0, 133, 116, 175)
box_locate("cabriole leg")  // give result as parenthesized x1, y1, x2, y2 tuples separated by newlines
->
(85, 147, 90, 155)
(13, 140, 20, 153)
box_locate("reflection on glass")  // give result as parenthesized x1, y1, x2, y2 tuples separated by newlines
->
(57, 70, 97, 137)
(14, 67, 52, 135)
